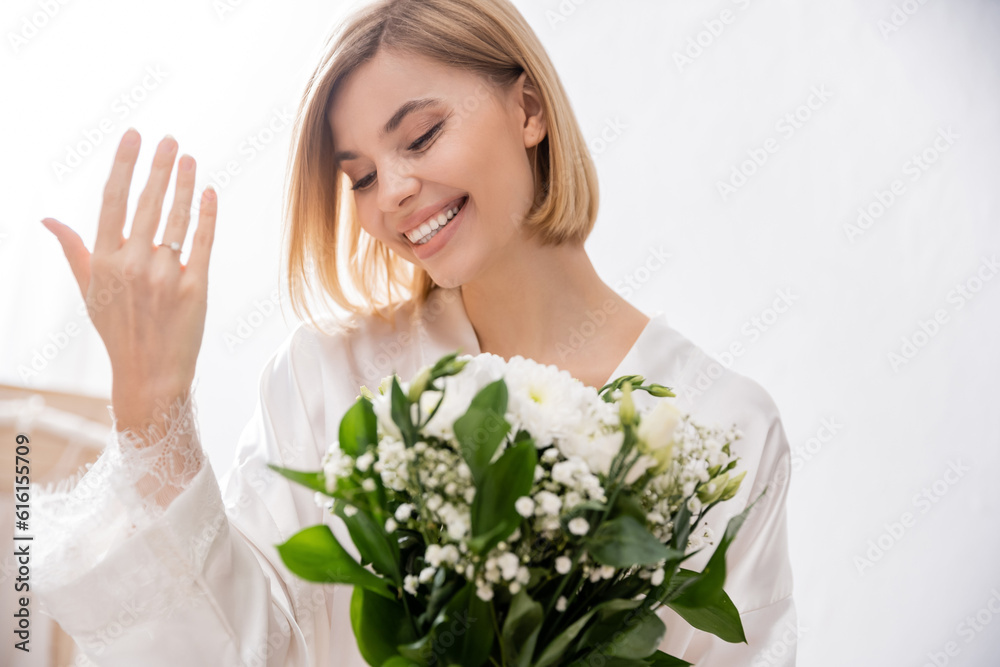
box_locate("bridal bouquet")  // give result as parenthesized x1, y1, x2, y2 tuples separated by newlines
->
(268, 351, 763, 666)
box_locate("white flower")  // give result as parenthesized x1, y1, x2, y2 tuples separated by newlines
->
(557, 430, 621, 477)
(355, 451, 375, 472)
(476, 582, 495, 601)
(599, 565, 616, 580)
(446, 516, 469, 540)
(425, 544, 444, 567)
(440, 544, 460, 565)
(370, 387, 402, 440)
(362, 478, 376, 492)
(419, 567, 436, 583)
(497, 552, 520, 581)
(502, 357, 595, 447)
(510, 581, 522, 594)
(313, 492, 334, 511)
(395, 503, 414, 521)
(514, 496, 535, 518)
(403, 575, 419, 595)
(556, 596, 567, 612)
(651, 567, 665, 586)
(343, 505, 358, 517)
(555, 556, 572, 574)
(419, 354, 506, 441)
(637, 400, 682, 472)
(384, 518, 397, 533)
(535, 491, 562, 516)
(568, 517, 590, 536)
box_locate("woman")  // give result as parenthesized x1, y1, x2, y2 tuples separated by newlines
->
(35, 0, 797, 664)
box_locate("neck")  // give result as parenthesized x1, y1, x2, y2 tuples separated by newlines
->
(458, 236, 630, 362)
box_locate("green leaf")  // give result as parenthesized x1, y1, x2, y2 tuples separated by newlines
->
(647, 651, 693, 666)
(501, 588, 543, 667)
(390, 376, 416, 445)
(666, 571, 746, 643)
(574, 605, 665, 660)
(469, 440, 537, 554)
(266, 463, 328, 495)
(274, 524, 394, 600)
(667, 490, 761, 607)
(533, 599, 642, 667)
(610, 492, 648, 524)
(416, 567, 461, 630)
(349, 587, 417, 666)
(333, 500, 401, 585)
(398, 582, 493, 667)
(587, 516, 684, 568)
(339, 396, 378, 456)
(670, 499, 692, 552)
(454, 379, 511, 485)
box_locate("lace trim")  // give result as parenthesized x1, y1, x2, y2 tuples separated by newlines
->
(109, 380, 207, 522)
(31, 379, 209, 589)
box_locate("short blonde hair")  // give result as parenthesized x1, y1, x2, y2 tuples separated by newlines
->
(282, 0, 599, 329)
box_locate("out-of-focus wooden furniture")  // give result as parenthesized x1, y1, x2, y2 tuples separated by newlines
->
(1, 383, 111, 667)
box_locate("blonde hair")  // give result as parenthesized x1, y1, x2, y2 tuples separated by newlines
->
(282, 0, 599, 329)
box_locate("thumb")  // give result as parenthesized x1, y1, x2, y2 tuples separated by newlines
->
(41, 218, 92, 300)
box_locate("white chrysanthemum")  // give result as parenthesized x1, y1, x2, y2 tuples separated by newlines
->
(557, 429, 621, 477)
(503, 356, 599, 447)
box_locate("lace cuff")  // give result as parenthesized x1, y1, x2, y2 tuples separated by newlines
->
(31, 380, 230, 636)
(31, 381, 208, 588)
(109, 381, 207, 524)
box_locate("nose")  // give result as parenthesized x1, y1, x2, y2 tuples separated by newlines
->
(376, 154, 419, 213)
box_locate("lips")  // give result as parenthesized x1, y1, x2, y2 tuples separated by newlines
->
(405, 196, 468, 245)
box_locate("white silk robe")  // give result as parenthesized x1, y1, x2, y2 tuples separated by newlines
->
(32, 285, 797, 666)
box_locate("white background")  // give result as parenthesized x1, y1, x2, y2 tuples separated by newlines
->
(2, 0, 998, 665)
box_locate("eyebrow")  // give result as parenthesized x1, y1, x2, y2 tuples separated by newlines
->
(334, 97, 444, 164)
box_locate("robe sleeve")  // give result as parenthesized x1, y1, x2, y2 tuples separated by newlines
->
(30, 324, 341, 666)
(654, 381, 799, 665)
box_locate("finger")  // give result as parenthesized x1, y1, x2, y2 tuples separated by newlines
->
(95, 129, 141, 255)
(160, 154, 197, 248)
(41, 218, 92, 300)
(130, 135, 179, 249)
(186, 187, 217, 283)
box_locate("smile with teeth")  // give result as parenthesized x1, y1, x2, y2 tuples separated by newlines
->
(406, 197, 467, 245)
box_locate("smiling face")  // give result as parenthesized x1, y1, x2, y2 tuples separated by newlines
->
(328, 48, 546, 289)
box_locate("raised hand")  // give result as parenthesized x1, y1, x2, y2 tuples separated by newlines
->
(42, 129, 217, 438)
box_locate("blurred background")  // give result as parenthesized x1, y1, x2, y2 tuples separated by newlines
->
(2, 0, 998, 665)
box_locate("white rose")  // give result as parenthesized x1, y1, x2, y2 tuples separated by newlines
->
(637, 401, 683, 472)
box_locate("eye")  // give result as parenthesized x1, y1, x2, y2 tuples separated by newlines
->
(351, 172, 376, 191)
(408, 121, 444, 151)
(350, 120, 445, 192)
